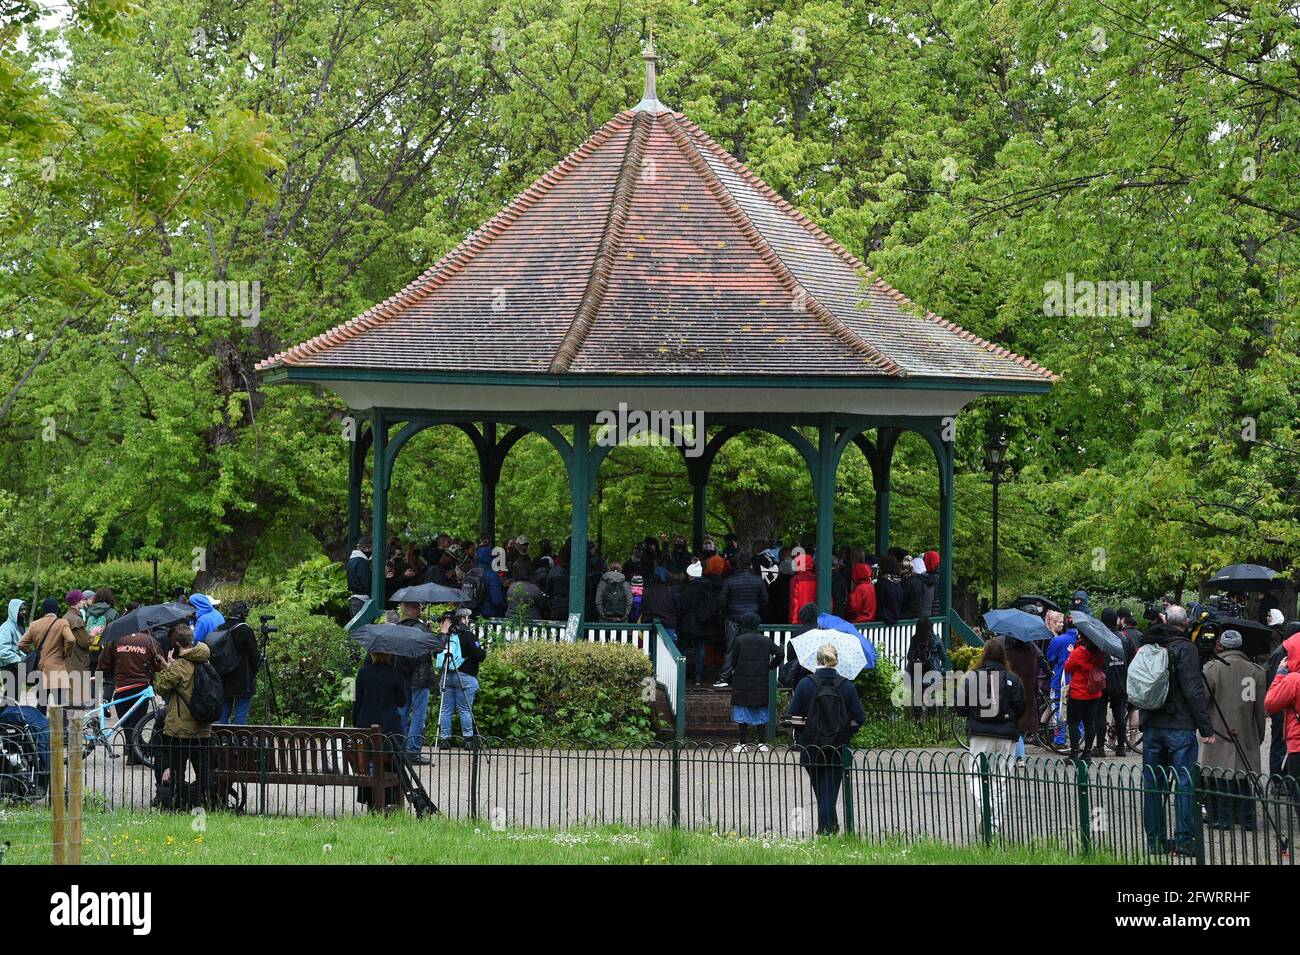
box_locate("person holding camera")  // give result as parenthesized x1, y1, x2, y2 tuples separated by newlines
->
(154, 623, 218, 810)
(395, 601, 434, 762)
(214, 602, 260, 726)
(437, 608, 485, 746)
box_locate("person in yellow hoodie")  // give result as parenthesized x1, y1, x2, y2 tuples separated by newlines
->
(154, 623, 214, 810)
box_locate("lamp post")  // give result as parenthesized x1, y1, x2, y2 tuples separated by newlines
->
(986, 435, 1007, 609)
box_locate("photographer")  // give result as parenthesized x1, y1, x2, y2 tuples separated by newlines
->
(154, 623, 217, 810)
(1201, 630, 1265, 830)
(395, 601, 434, 763)
(1132, 605, 1215, 856)
(437, 608, 485, 746)
(215, 602, 260, 726)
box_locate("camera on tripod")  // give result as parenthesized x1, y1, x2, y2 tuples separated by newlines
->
(259, 613, 278, 637)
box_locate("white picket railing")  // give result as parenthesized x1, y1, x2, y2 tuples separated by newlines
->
(760, 618, 947, 669)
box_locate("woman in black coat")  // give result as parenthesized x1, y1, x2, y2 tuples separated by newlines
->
(352, 652, 408, 810)
(725, 613, 781, 752)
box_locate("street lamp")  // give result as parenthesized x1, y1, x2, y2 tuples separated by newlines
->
(986, 435, 1008, 609)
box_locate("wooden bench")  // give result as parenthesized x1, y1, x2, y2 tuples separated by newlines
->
(210, 724, 404, 810)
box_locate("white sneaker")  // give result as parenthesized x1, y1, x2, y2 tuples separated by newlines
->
(731, 744, 748, 754)
(757, 744, 771, 753)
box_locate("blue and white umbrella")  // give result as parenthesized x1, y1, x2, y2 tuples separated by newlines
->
(789, 627, 869, 680)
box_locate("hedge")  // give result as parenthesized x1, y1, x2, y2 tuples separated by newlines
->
(474, 642, 655, 746)
(0, 559, 192, 609)
(249, 609, 362, 726)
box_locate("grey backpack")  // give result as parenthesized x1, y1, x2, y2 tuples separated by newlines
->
(1126, 643, 1170, 710)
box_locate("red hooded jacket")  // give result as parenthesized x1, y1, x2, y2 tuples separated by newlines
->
(846, 563, 876, 623)
(1064, 642, 1106, 700)
(788, 560, 818, 625)
(1265, 634, 1300, 755)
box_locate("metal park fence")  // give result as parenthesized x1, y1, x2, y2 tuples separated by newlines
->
(6, 724, 1297, 865)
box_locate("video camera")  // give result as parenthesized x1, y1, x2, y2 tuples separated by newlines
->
(1186, 600, 1270, 660)
(259, 613, 278, 640)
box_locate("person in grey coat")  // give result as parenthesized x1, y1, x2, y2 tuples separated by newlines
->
(1201, 630, 1266, 830)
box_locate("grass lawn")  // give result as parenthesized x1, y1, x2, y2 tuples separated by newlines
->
(1, 808, 1113, 864)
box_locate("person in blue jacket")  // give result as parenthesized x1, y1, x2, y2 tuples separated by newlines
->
(188, 594, 224, 644)
(474, 544, 506, 618)
(1044, 610, 1075, 746)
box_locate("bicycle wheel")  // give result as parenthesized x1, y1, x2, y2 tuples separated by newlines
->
(132, 711, 162, 768)
(1037, 700, 1070, 754)
(80, 714, 102, 760)
(950, 708, 970, 751)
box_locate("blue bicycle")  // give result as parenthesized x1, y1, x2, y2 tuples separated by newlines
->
(82, 684, 161, 767)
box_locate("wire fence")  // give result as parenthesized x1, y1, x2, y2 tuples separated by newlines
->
(4, 725, 1297, 865)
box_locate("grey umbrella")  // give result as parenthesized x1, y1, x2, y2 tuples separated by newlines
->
(102, 602, 195, 644)
(390, 582, 469, 604)
(1207, 563, 1283, 593)
(982, 609, 1054, 643)
(1070, 611, 1124, 660)
(350, 623, 445, 659)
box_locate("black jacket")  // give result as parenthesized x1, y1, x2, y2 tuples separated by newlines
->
(964, 661, 1026, 741)
(395, 618, 435, 690)
(217, 620, 261, 698)
(639, 578, 678, 630)
(545, 564, 570, 621)
(346, 551, 371, 596)
(720, 571, 768, 622)
(677, 576, 722, 639)
(352, 661, 407, 736)
(1138, 625, 1213, 737)
(726, 629, 781, 708)
(876, 577, 903, 624)
(452, 625, 487, 678)
(901, 574, 926, 619)
(789, 668, 867, 765)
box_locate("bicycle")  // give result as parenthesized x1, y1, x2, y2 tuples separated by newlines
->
(1034, 688, 1071, 754)
(1105, 705, 1143, 755)
(81, 684, 160, 767)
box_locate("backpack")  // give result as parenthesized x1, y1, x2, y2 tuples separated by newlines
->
(1083, 664, 1107, 696)
(86, 610, 111, 653)
(461, 566, 486, 612)
(602, 578, 629, 621)
(205, 626, 242, 676)
(185, 661, 224, 723)
(1126, 643, 1170, 710)
(435, 631, 465, 674)
(802, 675, 852, 749)
(629, 574, 645, 622)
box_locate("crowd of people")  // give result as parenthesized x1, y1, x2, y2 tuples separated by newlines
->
(0, 587, 262, 810)
(961, 593, 1300, 857)
(345, 529, 943, 688)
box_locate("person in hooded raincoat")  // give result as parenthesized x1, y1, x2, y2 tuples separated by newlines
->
(188, 594, 225, 644)
(0, 598, 26, 688)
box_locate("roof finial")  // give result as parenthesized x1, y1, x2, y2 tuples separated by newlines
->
(633, 16, 666, 113)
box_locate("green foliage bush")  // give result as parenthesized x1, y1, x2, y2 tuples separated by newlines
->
(474, 642, 654, 746)
(949, 645, 982, 672)
(250, 610, 362, 726)
(0, 560, 192, 608)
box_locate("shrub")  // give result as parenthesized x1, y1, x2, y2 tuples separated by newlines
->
(474, 642, 654, 746)
(250, 609, 362, 726)
(949, 645, 982, 672)
(0, 559, 191, 608)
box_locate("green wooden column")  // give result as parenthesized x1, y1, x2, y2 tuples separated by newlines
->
(567, 421, 592, 623)
(815, 419, 838, 609)
(368, 409, 389, 616)
(937, 423, 955, 618)
(479, 421, 498, 540)
(346, 419, 366, 554)
(691, 483, 708, 553)
(874, 427, 900, 558)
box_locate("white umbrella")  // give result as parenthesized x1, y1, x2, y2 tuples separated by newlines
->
(789, 627, 868, 680)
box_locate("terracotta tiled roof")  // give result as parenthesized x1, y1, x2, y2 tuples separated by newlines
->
(257, 109, 1056, 384)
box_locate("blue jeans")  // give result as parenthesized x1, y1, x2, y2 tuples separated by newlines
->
(1142, 725, 1199, 853)
(405, 687, 430, 751)
(219, 696, 252, 725)
(439, 673, 479, 739)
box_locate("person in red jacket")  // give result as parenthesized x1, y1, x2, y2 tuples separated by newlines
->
(1265, 633, 1300, 807)
(846, 563, 876, 623)
(787, 555, 818, 624)
(1063, 635, 1106, 760)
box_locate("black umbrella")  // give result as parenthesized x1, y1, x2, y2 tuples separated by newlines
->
(1011, 594, 1061, 614)
(389, 583, 469, 604)
(1070, 612, 1125, 660)
(350, 623, 445, 659)
(1207, 563, 1284, 593)
(102, 602, 194, 644)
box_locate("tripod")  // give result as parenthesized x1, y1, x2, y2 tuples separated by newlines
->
(433, 622, 477, 750)
(257, 616, 279, 724)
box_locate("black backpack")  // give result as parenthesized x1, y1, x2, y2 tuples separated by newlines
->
(186, 661, 224, 723)
(461, 566, 487, 612)
(601, 578, 629, 620)
(205, 627, 240, 676)
(802, 675, 852, 749)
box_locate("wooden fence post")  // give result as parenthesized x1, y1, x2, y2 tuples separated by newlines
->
(49, 706, 65, 864)
(68, 713, 83, 864)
